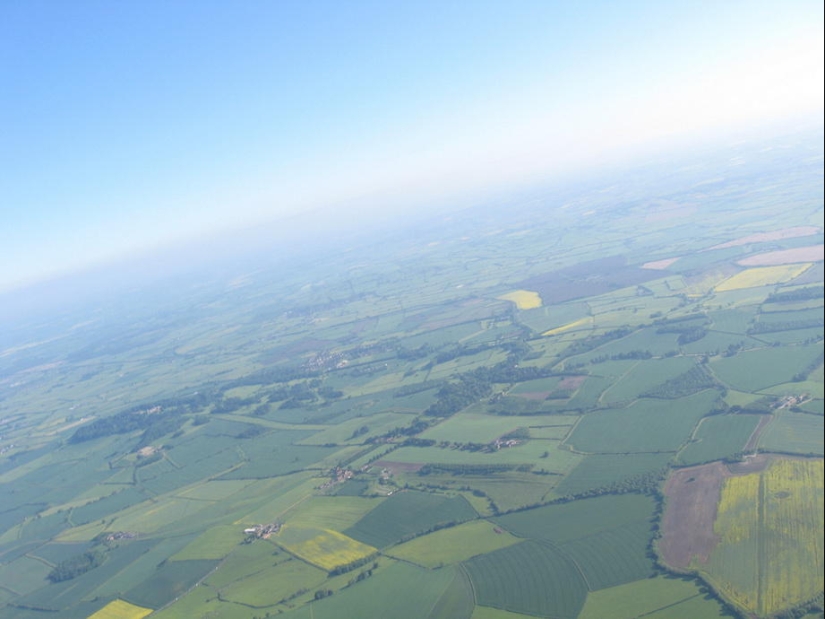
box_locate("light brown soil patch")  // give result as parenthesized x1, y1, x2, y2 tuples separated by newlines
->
(660, 454, 779, 570)
(707, 226, 820, 250)
(725, 452, 773, 475)
(642, 257, 679, 270)
(736, 244, 824, 266)
(660, 462, 730, 569)
(558, 375, 587, 390)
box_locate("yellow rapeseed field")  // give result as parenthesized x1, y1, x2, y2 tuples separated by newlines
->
(714, 264, 811, 292)
(87, 600, 153, 619)
(542, 317, 591, 336)
(281, 528, 376, 571)
(497, 290, 543, 310)
(705, 458, 824, 617)
(761, 458, 824, 616)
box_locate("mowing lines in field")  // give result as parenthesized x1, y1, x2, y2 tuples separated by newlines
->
(677, 415, 762, 466)
(564, 390, 719, 454)
(344, 491, 477, 548)
(556, 520, 656, 590)
(495, 493, 656, 544)
(123, 559, 219, 609)
(464, 540, 588, 619)
(428, 566, 475, 619)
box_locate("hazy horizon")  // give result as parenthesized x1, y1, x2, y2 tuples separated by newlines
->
(2, 1, 823, 291)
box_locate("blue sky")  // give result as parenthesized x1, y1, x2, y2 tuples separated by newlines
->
(1, 0, 823, 291)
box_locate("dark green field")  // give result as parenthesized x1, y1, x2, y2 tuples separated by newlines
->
(464, 540, 589, 618)
(344, 492, 477, 548)
(677, 414, 763, 466)
(565, 390, 720, 454)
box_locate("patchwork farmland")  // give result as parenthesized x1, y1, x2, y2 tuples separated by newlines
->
(0, 137, 822, 619)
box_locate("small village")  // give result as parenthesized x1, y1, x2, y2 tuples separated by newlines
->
(318, 465, 355, 492)
(243, 522, 281, 540)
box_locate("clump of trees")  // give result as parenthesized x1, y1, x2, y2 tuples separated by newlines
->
(327, 553, 379, 576)
(418, 463, 531, 476)
(748, 318, 823, 335)
(562, 327, 633, 358)
(643, 366, 717, 399)
(792, 351, 824, 382)
(591, 350, 653, 363)
(70, 406, 183, 445)
(47, 549, 105, 583)
(765, 287, 823, 303)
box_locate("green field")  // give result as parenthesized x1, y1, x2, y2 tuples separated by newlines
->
(553, 452, 672, 497)
(12, 540, 157, 612)
(0, 137, 822, 619)
(123, 559, 219, 609)
(428, 567, 475, 619)
(471, 607, 533, 619)
(219, 556, 327, 607)
(169, 525, 244, 561)
(420, 412, 539, 444)
(759, 411, 824, 456)
(280, 495, 385, 531)
(344, 491, 477, 548)
(677, 414, 763, 465)
(279, 561, 458, 619)
(710, 343, 823, 392)
(387, 519, 520, 567)
(565, 390, 719, 454)
(464, 540, 589, 619)
(578, 576, 716, 619)
(599, 356, 696, 404)
(495, 493, 656, 543)
(556, 519, 656, 590)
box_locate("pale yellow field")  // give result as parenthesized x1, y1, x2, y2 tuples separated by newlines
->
(542, 317, 591, 336)
(703, 457, 824, 617)
(715, 264, 811, 292)
(498, 289, 543, 310)
(760, 458, 824, 615)
(87, 599, 153, 619)
(278, 526, 376, 571)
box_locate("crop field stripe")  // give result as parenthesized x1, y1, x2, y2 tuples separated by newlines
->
(756, 469, 765, 615)
(553, 540, 594, 591)
(460, 562, 479, 606)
